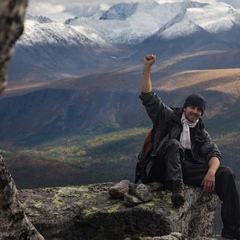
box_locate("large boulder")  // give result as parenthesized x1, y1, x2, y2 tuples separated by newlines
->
(19, 181, 219, 240)
(0, 1, 45, 239)
(0, 153, 44, 239)
(0, 0, 27, 93)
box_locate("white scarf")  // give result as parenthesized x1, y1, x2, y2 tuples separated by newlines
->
(180, 113, 198, 149)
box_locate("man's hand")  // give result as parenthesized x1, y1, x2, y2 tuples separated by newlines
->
(201, 169, 215, 192)
(201, 156, 220, 192)
(141, 54, 156, 93)
(144, 54, 156, 66)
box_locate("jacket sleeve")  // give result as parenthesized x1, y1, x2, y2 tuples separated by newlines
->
(198, 130, 222, 162)
(139, 91, 173, 128)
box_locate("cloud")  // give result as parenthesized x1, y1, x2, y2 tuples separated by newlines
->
(27, 0, 111, 21)
(62, 3, 110, 18)
(155, 0, 239, 6)
(31, 3, 65, 15)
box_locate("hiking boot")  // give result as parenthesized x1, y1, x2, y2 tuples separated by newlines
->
(171, 180, 185, 207)
(221, 226, 240, 239)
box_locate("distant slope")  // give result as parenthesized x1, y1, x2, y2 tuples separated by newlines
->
(1, 68, 240, 146)
(4, 156, 86, 189)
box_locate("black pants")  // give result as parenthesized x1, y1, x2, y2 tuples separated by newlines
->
(148, 139, 184, 184)
(183, 160, 240, 228)
(148, 139, 240, 228)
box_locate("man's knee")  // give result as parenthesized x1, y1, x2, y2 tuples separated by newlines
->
(216, 166, 236, 185)
(161, 139, 184, 162)
(164, 139, 182, 151)
(217, 166, 235, 177)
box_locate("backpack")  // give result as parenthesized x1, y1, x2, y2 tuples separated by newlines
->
(135, 128, 155, 184)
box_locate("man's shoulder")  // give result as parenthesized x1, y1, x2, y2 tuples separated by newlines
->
(170, 106, 182, 112)
(170, 107, 183, 120)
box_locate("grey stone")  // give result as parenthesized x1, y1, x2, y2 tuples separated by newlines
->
(124, 192, 143, 206)
(0, 153, 45, 239)
(108, 179, 130, 198)
(134, 183, 153, 202)
(110, 181, 153, 206)
(18, 182, 219, 240)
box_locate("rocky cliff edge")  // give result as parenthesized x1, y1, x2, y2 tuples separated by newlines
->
(18, 181, 219, 240)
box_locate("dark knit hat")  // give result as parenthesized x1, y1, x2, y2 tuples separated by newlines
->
(183, 93, 206, 115)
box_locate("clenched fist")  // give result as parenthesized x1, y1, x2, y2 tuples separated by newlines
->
(144, 54, 156, 66)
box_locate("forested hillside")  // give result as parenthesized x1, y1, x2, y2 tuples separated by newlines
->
(1, 68, 240, 189)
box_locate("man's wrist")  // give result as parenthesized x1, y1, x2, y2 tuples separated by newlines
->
(208, 168, 216, 175)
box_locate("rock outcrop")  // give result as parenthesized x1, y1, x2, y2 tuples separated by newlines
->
(0, 153, 44, 239)
(0, 2, 45, 239)
(0, 0, 27, 93)
(18, 181, 219, 240)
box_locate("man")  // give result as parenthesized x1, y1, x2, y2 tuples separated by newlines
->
(140, 54, 240, 239)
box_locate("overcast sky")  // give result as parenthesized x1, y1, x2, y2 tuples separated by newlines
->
(27, 0, 240, 22)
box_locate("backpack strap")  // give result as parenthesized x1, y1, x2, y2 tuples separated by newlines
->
(135, 161, 149, 184)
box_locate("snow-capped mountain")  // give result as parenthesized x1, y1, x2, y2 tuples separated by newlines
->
(25, 14, 53, 24)
(8, 0, 240, 82)
(20, 1, 240, 46)
(64, 1, 240, 44)
(157, 2, 240, 39)
(21, 15, 110, 47)
(99, 2, 138, 20)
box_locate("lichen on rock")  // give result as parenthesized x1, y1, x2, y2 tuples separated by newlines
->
(18, 181, 219, 240)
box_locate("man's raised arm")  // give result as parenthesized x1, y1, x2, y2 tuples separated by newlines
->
(141, 54, 156, 93)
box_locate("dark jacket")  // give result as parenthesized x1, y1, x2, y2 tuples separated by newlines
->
(140, 91, 221, 165)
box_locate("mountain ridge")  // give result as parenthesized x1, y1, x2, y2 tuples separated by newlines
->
(8, 1, 240, 82)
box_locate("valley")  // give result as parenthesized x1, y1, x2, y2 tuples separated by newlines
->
(1, 68, 240, 190)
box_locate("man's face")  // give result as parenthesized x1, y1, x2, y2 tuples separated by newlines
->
(184, 106, 202, 123)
